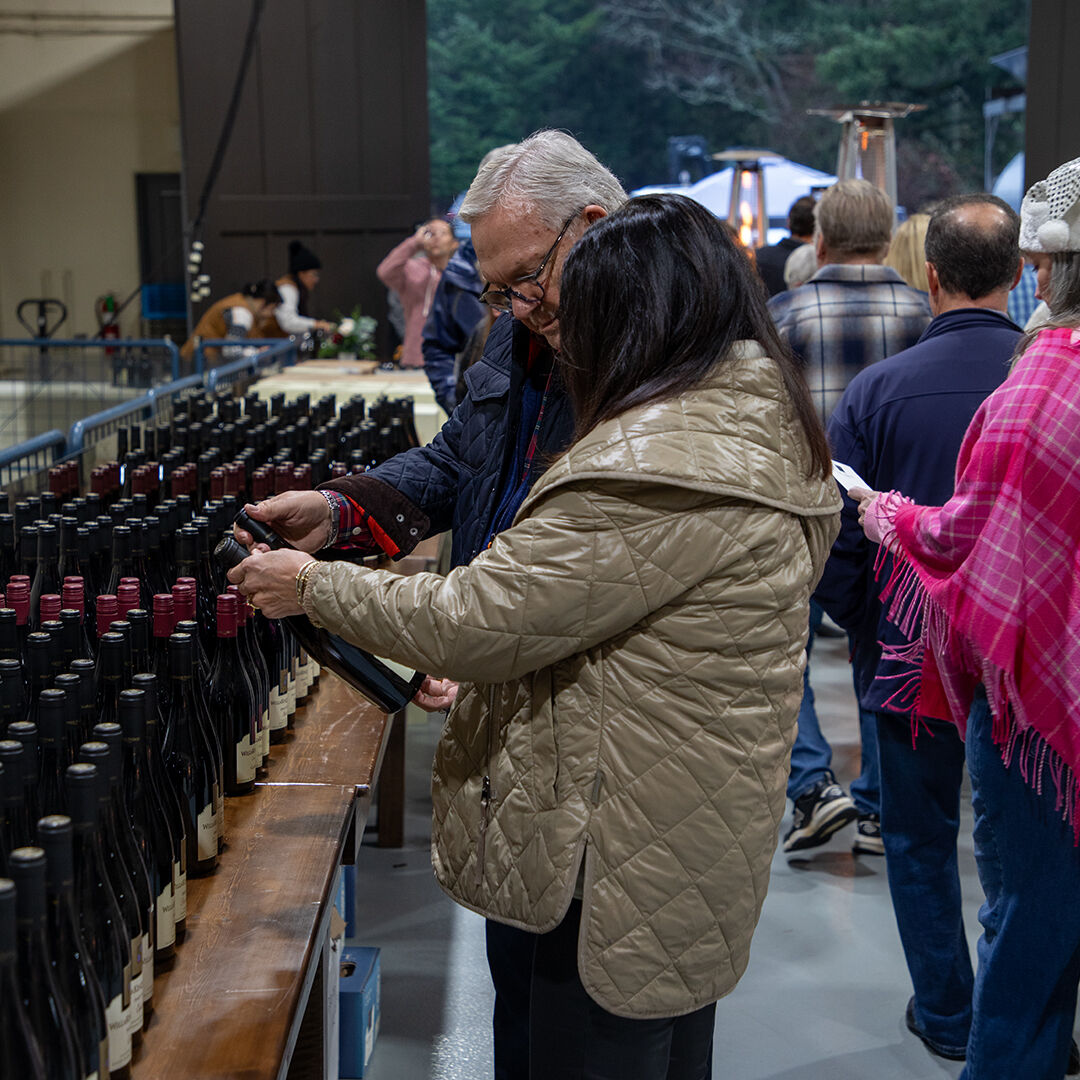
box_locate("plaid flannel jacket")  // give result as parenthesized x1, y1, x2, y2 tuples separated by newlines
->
(768, 264, 931, 423)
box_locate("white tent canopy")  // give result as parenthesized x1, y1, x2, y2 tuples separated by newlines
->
(631, 155, 837, 244)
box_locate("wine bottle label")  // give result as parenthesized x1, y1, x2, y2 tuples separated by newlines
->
(122, 959, 132, 1009)
(237, 732, 257, 784)
(88, 1070, 99, 1080)
(197, 801, 216, 860)
(128, 945, 143, 1035)
(269, 686, 287, 732)
(259, 709, 269, 757)
(106, 992, 133, 1068)
(285, 672, 297, 717)
(143, 930, 154, 997)
(156, 882, 176, 948)
(174, 863, 187, 921)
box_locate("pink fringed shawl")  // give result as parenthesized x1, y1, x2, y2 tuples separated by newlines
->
(873, 326, 1080, 826)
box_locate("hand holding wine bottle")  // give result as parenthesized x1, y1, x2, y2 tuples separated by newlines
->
(233, 493, 331, 554)
(226, 547, 311, 619)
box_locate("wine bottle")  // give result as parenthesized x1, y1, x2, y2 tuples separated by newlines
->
(0, 656, 26, 736)
(66, 763, 133, 1078)
(76, 743, 143, 1048)
(36, 815, 110, 1080)
(35, 689, 70, 819)
(129, 673, 186, 944)
(7, 579, 30, 662)
(8, 845, 83, 1080)
(162, 634, 218, 877)
(207, 595, 258, 797)
(91, 718, 156, 1030)
(69, 660, 97, 753)
(0, 608, 20, 665)
(149, 593, 176, 713)
(118, 687, 176, 969)
(28, 524, 60, 635)
(216, 514, 424, 713)
(173, 616, 225, 848)
(229, 586, 272, 753)
(8, 721, 42, 839)
(0, 876, 47, 1078)
(52, 673, 83, 765)
(95, 634, 125, 730)
(0, 741, 32, 855)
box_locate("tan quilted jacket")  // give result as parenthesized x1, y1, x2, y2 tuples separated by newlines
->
(303, 343, 841, 1018)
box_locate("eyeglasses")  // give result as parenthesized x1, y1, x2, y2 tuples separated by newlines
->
(479, 209, 582, 313)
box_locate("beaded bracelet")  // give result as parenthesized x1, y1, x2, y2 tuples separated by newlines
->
(295, 559, 320, 608)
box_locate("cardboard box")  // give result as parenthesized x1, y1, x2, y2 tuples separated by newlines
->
(339, 946, 380, 1078)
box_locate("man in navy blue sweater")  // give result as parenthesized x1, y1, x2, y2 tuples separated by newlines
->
(815, 194, 1022, 1063)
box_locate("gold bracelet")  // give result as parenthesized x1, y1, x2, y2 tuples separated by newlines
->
(295, 559, 319, 608)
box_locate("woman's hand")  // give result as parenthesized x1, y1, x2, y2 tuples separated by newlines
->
(848, 487, 881, 531)
(234, 492, 331, 553)
(226, 547, 312, 618)
(411, 676, 458, 712)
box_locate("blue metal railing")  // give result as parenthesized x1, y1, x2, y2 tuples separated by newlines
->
(1, 335, 301, 490)
(193, 337, 300, 387)
(0, 429, 66, 488)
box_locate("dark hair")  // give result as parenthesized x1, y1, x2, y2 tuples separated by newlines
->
(924, 194, 1020, 300)
(243, 279, 283, 305)
(558, 194, 831, 479)
(788, 195, 816, 237)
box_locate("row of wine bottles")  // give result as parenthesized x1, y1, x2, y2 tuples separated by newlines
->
(0, 386, 422, 1077)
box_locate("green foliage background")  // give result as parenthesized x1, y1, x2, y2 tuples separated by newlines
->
(426, 0, 1028, 212)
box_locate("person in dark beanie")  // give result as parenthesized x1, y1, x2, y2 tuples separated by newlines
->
(259, 239, 336, 337)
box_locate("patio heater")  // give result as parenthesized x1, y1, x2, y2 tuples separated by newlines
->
(711, 149, 783, 250)
(807, 102, 925, 214)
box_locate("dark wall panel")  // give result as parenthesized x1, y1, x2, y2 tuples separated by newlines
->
(174, 0, 429, 353)
(1026, 0, 1080, 190)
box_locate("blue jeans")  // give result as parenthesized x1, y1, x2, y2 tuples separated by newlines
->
(876, 710, 973, 1050)
(787, 601, 880, 815)
(962, 690, 1080, 1079)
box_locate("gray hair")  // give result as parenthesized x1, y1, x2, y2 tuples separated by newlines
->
(783, 242, 818, 289)
(459, 130, 628, 230)
(1015, 250, 1080, 358)
(814, 178, 894, 259)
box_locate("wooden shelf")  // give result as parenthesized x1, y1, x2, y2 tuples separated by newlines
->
(132, 673, 395, 1079)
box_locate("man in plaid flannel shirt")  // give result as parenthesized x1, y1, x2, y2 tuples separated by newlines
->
(768, 179, 931, 855)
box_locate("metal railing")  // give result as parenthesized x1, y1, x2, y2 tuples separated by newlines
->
(0, 429, 66, 492)
(0, 337, 185, 455)
(0, 336, 301, 493)
(193, 337, 300, 391)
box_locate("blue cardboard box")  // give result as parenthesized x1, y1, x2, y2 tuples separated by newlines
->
(339, 946, 380, 1078)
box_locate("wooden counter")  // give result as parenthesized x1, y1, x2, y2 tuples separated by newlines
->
(133, 672, 396, 1079)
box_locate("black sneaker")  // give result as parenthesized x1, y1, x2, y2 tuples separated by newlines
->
(783, 772, 858, 853)
(853, 813, 885, 856)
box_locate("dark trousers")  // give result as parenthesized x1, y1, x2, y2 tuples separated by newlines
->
(487, 904, 716, 1080)
(876, 711, 973, 1050)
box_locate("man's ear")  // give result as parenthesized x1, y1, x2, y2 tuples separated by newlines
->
(925, 261, 940, 299)
(814, 232, 828, 268)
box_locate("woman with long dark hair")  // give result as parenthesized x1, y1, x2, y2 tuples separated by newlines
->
(231, 194, 840, 1077)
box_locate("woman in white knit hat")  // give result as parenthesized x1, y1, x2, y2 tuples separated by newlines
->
(849, 156, 1080, 1078)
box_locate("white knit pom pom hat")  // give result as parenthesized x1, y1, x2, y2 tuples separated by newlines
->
(1020, 156, 1080, 253)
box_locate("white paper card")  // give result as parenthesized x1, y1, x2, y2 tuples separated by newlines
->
(831, 460, 871, 493)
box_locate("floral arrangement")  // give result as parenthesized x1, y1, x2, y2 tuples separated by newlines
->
(318, 306, 377, 360)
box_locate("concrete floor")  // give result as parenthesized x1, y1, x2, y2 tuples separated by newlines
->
(351, 631, 1063, 1079)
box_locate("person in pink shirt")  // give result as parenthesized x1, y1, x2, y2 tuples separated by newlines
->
(377, 218, 458, 368)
